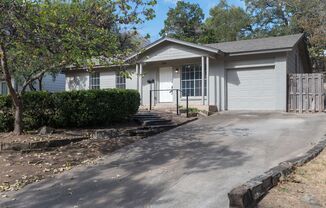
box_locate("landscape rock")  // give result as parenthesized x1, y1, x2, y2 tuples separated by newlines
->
(38, 126, 55, 135)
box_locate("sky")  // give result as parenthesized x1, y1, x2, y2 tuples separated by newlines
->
(138, 0, 245, 41)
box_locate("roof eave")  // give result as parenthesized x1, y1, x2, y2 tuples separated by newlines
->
(227, 48, 293, 56)
(125, 37, 222, 62)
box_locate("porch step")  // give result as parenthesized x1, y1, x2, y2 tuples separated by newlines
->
(144, 124, 177, 129)
(132, 112, 177, 130)
(142, 119, 172, 127)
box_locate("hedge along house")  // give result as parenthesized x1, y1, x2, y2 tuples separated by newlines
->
(65, 33, 311, 112)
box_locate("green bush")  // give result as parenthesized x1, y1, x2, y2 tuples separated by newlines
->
(0, 96, 13, 132)
(0, 89, 140, 132)
(23, 91, 55, 130)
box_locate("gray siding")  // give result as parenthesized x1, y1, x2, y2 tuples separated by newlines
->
(126, 68, 138, 90)
(65, 68, 138, 91)
(41, 73, 65, 92)
(287, 45, 304, 73)
(140, 42, 210, 63)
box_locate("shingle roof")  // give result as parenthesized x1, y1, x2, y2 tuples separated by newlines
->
(205, 34, 304, 54)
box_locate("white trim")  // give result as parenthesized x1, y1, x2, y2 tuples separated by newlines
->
(201, 56, 205, 105)
(136, 64, 139, 91)
(228, 48, 292, 56)
(126, 37, 221, 61)
(206, 57, 210, 106)
(139, 63, 143, 105)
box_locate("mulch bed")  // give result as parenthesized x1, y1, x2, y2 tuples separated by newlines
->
(0, 120, 141, 193)
(0, 134, 142, 193)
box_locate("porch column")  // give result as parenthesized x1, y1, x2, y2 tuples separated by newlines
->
(139, 63, 143, 105)
(206, 56, 210, 106)
(201, 56, 205, 105)
(136, 63, 139, 91)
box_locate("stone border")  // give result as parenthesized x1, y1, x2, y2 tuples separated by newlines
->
(0, 136, 89, 152)
(228, 138, 326, 208)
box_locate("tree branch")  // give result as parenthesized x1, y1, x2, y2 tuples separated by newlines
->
(21, 69, 46, 93)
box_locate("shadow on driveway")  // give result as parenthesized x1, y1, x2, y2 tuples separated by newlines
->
(1, 120, 250, 208)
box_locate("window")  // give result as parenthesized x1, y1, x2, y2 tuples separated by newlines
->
(181, 64, 206, 97)
(1, 82, 7, 95)
(90, 72, 100, 89)
(116, 72, 126, 89)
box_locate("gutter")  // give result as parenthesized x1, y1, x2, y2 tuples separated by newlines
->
(226, 48, 293, 56)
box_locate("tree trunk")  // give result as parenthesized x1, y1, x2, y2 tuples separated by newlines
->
(13, 97, 23, 134)
(0, 44, 23, 134)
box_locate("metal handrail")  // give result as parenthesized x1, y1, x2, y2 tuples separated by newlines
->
(149, 89, 189, 118)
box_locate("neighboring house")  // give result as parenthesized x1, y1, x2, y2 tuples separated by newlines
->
(65, 33, 311, 111)
(0, 73, 66, 95)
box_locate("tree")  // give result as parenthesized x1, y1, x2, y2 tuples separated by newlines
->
(244, 0, 326, 71)
(160, 1, 204, 43)
(245, 0, 295, 37)
(199, 0, 252, 43)
(117, 30, 150, 51)
(0, 0, 156, 134)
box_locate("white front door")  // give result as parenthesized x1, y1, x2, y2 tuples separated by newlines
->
(159, 67, 173, 103)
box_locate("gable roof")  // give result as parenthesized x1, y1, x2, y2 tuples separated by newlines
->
(205, 34, 304, 55)
(126, 37, 223, 62)
(126, 33, 306, 62)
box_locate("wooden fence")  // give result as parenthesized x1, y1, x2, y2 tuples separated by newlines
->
(288, 73, 325, 113)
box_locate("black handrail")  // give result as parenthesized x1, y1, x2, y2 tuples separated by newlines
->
(149, 89, 189, 118)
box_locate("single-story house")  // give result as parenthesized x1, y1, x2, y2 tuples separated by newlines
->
(65, 33, 311, 111)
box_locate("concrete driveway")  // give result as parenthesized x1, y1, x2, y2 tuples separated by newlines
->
(1, 112, 326, 208)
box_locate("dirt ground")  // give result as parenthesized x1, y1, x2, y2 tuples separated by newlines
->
(0, 132, 76, 144)
(0, 134, 143, 193)
(0, 112, 194, 194)
(259, 149, 326, 208)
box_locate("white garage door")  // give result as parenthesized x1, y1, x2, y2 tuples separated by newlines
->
(227, 67, 277, 110)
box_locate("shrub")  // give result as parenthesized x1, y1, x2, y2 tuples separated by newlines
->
(0, 89, 140, 132)
(0, 95, 13, 132)
(23, 91, 55, 130)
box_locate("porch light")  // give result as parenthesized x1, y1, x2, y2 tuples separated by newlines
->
(175, 68, 179, 73)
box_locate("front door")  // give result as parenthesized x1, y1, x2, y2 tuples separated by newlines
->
(159, 67, 173, 102)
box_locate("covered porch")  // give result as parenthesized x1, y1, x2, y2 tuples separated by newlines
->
(135, 56, 216, 112)
(126, 37, 223, 112)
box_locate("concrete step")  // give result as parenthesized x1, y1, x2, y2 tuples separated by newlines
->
(128, 129, 160, 137)
(143, 124, 177, 129)
(135, 117, 162, 123)
(142, 119, 172, 126)
(131, 112, 178, 135)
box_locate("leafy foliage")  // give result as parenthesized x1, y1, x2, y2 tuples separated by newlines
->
(199, 0, 252, 43)
(0, 96, 13, 132)
(0, 89, 140, 132)
(244, 0, 326, 71)
(159, 1, 204, 43)
(0, 0, 156, 133)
